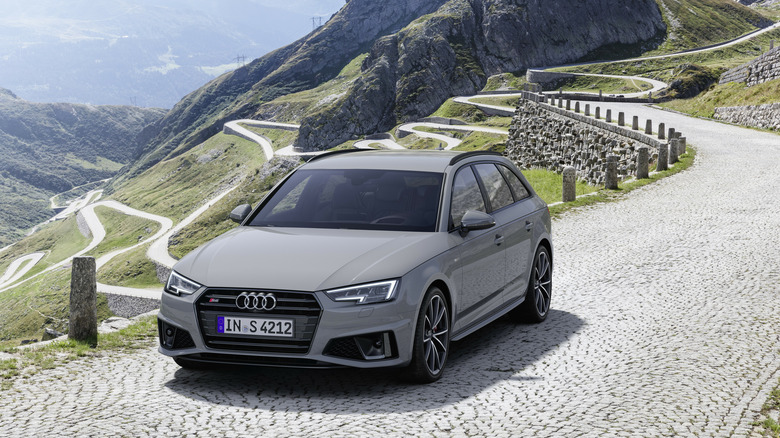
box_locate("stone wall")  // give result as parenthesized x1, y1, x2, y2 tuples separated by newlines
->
(714, 103, 780, 131)
(505, 97, 670, 185)
(719, 44, 780, 86)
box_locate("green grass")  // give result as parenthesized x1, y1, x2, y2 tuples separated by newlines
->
(0, 216, 89, 283)
(112, 133, 265, 223)
(431, 99, 490, 123)
(89, 207, 161, 259)
(547, 147, 697, 218)
(758, 378, 780, 437)
(469, 96, 520, 108)
(0, 268, 113, 345)
(483, 72, 527, 92)
(554, 28, 780, 84)
(1, 315, 157, 392)
(96, 243, 162, 289)
(522, 169, 598, 205)
(240, 125, 298, 151)
(661, 78, 780, 118)
(549, 76, 653, 94)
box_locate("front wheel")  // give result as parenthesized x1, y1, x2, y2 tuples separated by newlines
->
(404, 286, 450, 383)
(515, 245, 552, 323)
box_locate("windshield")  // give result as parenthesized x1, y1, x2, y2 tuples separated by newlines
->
(248, 169, 443, 232)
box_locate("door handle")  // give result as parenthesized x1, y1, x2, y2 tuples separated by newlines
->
(494, 234, 505, 246)
(525, 221, 534, 231)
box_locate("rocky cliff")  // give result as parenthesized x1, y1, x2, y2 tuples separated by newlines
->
(295, 0, 666, 150)
(113, 0, 667, 181)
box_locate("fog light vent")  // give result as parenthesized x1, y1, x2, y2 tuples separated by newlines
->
(324, 332, 396, 361)
(158, 319, 195, 350)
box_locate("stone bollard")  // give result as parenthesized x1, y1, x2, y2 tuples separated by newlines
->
(669, 138, 679, 165)
(575, 102, 580, 113)
(656, 143, 669, 172)
(585, 104, 590, 116)
(599, 89, 603, 101)
(558, 98, 563, 108)
(605, 155, 618, 190)
(70, 256, 97, 345)
(668, 127, 675, 140)
(645, 120, 653, 135)
(595, 107, 601, 119)
(678, 137, 687, 155)
(566, 100, 571, 111)
(658, 123, 665, 140)
(632, 116, 639, 130)
(562, 167, 576, 202)
(618, 112, 625, 127)
(606, 109, 612, 123)
(637, 146, 649, 179)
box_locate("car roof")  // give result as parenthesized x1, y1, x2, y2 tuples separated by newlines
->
(303, 150, 504, 173)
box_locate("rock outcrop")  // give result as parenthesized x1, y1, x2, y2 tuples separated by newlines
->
(295, 0, 666, 150)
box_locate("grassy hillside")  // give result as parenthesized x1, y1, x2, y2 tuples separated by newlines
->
(0, 89, 165, 246)
(650, 0, 772, 55)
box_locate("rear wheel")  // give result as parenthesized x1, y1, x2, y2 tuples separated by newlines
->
(405, 286, 450, 383)
(516, 245, 552, 323)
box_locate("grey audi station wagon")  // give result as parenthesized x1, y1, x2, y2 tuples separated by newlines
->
(158, 150, 552, 382)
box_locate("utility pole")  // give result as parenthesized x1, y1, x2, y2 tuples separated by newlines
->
(312, 16, 324, 31)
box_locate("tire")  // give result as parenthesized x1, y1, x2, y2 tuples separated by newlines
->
(404, 286, 450, 383)
(515, 245, 552, 323)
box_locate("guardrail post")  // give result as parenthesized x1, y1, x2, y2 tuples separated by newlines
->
(574, 102, 580, 113)
(606, 109, 612, 123)
(678, 137, 687, 155)
(618, 112, 625, 127)
(669, 138, 680, 165)
(645, 120, 653, 135)
(658, 123, 665, 140)
(637, 146, 649, 179)
(70, 256, 97, 345)
(668, 127, 675, 140)
(566, 100, 571, 111)
(632, 116, 639, 130)
(562, 167, 576, 202)
(585, 104, 590, 116)
(605, 155, 618, 189)
(595, 107, 601, 119)
(656, 143, 669, 172)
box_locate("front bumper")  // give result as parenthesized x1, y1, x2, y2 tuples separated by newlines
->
(157, 287, 416, 369)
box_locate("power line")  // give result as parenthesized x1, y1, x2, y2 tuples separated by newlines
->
(233, 54, 246, 67)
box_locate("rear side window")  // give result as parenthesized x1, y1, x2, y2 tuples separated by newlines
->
(474, 163, 514, 211)
(497, 165, 530, 201)
(450, 166, 486, 228)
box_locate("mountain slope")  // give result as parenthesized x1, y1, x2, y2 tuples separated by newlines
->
(0, 89, 165, 246)
(110, 0, 772, 187)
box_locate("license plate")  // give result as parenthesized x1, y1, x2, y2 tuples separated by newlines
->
(217, 316, 294, 337)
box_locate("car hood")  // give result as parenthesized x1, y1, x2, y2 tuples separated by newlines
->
(173, 226, 451, 291)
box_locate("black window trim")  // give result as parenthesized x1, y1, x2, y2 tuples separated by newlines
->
(496, 163, 532, 203)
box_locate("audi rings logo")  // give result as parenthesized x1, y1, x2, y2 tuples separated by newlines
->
(235, 292, 277, 311)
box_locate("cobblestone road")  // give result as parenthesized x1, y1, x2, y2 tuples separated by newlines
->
(1, 104, 778, 437)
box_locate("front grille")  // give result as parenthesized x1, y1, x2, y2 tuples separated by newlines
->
(196, 288, 322, 354)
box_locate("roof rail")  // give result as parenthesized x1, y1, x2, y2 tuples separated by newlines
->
(306, 148, 367, 162)
(448, 151, 503, 166)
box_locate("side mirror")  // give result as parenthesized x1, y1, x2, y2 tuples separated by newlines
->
(459, 210, 495, 237)
(229, 204, 252, 224)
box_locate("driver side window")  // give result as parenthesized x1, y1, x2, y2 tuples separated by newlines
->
(450, 166, 486, 229)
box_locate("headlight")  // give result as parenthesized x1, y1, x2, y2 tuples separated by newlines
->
(165, 271, 202, 296)
(325, 280, 399, 305)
